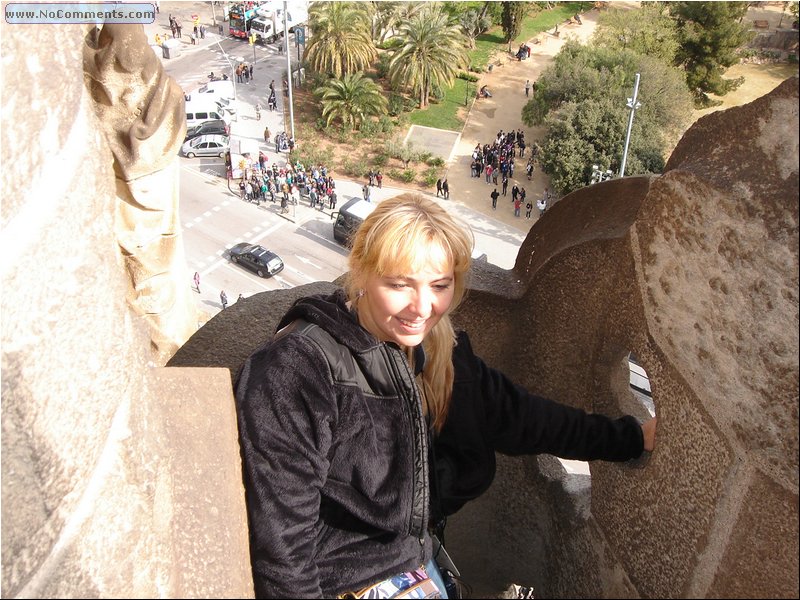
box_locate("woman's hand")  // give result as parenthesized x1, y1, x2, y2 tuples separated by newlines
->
(641, 417, 657, 452)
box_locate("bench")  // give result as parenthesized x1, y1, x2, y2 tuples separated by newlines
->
(753, 19, 770, 29)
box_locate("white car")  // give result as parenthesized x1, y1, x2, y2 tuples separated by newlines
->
(180, 134, 229, 158)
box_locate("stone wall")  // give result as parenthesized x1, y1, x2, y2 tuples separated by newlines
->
(170, 78, 800, 598)
(1, 23, 252, 598)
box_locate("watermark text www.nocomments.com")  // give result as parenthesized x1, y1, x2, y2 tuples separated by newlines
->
(5, 2, 156, 24)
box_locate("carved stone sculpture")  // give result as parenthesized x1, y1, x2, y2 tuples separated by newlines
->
(83, 23, 196, 361)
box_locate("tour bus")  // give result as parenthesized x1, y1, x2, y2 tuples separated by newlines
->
(228, 1, 271, 38)
(331, 197, 376, 245)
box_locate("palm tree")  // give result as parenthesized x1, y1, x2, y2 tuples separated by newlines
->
(371, 1, 425, 44)
(315, 72, 389, 129)
(387, 3, 468, 108)
(305, 2, 377, 78)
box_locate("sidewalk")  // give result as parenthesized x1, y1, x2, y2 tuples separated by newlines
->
(442, 4, 630, 234)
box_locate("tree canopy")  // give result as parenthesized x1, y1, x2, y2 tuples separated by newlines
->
(669, 1, 754, 106)
(314, 71, 388, 129)
(523, 40, 693, 195)
(305, 2, 377, 78)
(387, 3, 468, 108)
(592, 2, 680, 64)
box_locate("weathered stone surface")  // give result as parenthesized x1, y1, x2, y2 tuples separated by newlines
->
(2, 22, 252, 599)
(170, 78, 799, 598)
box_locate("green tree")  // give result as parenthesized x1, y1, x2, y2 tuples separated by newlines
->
(388, 3, 468, 108)
(314, 72, 389, 129)
(500, 1, 527, 43)
(669, 1, 754, 106)
(459, 8, 493, 48)
(523, 40, 693, 194)
(370, 1, 423, 44)
(592, 3, 680, 64)
(305, 2, 377, 78)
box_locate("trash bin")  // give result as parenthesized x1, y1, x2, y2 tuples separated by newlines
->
(162, 38, 181, 59)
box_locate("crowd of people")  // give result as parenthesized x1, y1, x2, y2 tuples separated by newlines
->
(470, 128, 550, 219)
(234, 153, 338, 215)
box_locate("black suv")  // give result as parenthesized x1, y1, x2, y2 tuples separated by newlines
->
(185, 119, 230, 141)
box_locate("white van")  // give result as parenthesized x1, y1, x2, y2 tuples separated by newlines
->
(197, 80, 235, 101)
(185, 97, 233, 128)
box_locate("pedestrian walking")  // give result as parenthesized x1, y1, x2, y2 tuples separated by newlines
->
(362, 183, 371, 203)
(525, 79, 532, 97)
(442, 179, 449, 199)
(220, 290, 228, 309)
(436, 178, 443, 197)
(525, 201, 533, 219)
(249, 63, 254, 80)
(193, 271, 200, 293)
(200, 24, 206, 39)
(502, 175, 508, 196)
(514, 197, 522, 218)
(376, 171, 383, 189)
(264, 126, 271, 143)
(255, 103, 262, 120)
(490, 188, 499, 210)
(537, 197, 547, 216)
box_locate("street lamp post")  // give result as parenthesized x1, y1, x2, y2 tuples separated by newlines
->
(284, 0, 295, 141)
(619, 72, 641, 179)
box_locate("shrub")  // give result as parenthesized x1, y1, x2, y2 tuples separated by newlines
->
(372, 154, 389, 168)
(426, 156, 445, 168)
(378, 115, 395, 134)
(336, 125, 352, 144)
(387, 168, 405, 181)
(399, 169, 417, 183)
(358, 119, 380, 139)
(457, 71, 479, 82)
(402, 96, 418, 112)
(418, 151, 434, 164)
(388, 93, 404, 117)
(429, 83, 445, 104)
(422, 167, 440, 187)
(375, 53, 392, 79)
(342, 157, 370, 179)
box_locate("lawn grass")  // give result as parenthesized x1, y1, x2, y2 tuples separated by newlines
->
(408, 78, 474, 130)
(407, 2, 590, 129)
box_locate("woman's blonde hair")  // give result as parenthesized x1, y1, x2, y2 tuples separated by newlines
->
(347, 194, 474, 432)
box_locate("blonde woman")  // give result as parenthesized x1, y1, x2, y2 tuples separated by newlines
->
(235, 194, 656, 598)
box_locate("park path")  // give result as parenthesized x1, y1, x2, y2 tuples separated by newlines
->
(445, 3, 636, 233)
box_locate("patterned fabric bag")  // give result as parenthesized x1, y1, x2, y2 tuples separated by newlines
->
(339, 566, 442, 599)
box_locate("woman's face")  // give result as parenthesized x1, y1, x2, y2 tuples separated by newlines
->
(358, 263, 455, 348)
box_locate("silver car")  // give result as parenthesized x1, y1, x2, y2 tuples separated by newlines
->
(180, 134, 229, 158)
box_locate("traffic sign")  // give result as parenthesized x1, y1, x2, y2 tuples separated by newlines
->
(295, 26, 305, 45)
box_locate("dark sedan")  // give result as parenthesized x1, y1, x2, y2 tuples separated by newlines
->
(228, 243, 285, 278)
(184, 119, 230, 142)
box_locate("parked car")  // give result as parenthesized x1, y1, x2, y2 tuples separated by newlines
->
(185, 119, 230, 142)
(180, 134, 229, 158)
(228, 243, 284, 278)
